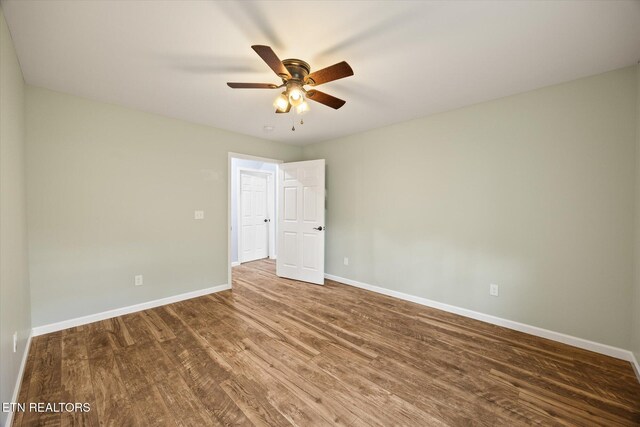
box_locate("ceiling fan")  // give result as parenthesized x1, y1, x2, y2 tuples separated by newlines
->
(227, 45, 354, 114)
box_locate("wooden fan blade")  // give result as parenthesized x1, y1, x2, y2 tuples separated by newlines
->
(227, 82, 279, 89)
(275, 103, 291, 114)
(307, 61, 353, 86)
(306, 90, 346, 109)
(251, 45, 291, 78)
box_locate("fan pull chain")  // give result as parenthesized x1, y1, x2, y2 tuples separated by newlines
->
(292, 105, 300, 131)
(289, 103, 305, 131)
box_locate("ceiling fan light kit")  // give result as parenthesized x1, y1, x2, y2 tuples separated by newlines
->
(274, 93, 289, 111)
(227, 45, 354, 131)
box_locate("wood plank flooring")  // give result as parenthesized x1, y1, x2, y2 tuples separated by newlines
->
(12, 259, 640, 426)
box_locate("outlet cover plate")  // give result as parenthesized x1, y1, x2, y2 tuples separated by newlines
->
(490, 283, 499, 297)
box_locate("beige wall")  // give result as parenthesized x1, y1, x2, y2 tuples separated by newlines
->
(634, 64, 640, 363)
(303, 66, 638, 349)
(0, 7, 31, 425)
(26, 86, 302, 327)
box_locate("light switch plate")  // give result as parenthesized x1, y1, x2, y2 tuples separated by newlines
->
(194, 210, 204, 220)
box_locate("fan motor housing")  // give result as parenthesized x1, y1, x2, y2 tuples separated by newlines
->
(282, 59, 310, 82)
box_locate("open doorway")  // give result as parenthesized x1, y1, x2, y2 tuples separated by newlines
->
(228, 153, 327, 288)
(228, 153, 282, 287)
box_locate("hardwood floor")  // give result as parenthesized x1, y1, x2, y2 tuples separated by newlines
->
(12, 259, 640, 426)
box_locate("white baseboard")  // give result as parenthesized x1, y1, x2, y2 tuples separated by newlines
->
(4, 331, 33, 427)
(31, 284, 231, 336)
(325, 273, 637, 365)
(231, 262, 240, 267)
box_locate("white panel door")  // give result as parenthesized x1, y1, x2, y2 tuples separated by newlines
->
(277, 159, 325, 285)
(240, 171, 269, 263)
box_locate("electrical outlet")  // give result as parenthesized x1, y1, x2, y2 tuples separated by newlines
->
(194, 210, 204, 220)
(344, 257, 349, 266)
(135, 275, 144, 286)
(490, 283, 499, 297)
(13, 332, 17, 353)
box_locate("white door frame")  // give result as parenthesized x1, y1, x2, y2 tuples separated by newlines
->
(228, 152, 282, 288)
(237, 167, 275, 264)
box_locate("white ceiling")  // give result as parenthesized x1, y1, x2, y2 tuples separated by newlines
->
(3, 1, 640, 145)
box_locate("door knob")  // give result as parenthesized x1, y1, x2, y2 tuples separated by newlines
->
(313, 226, 324, 231)
(264, 219, 268, 222)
